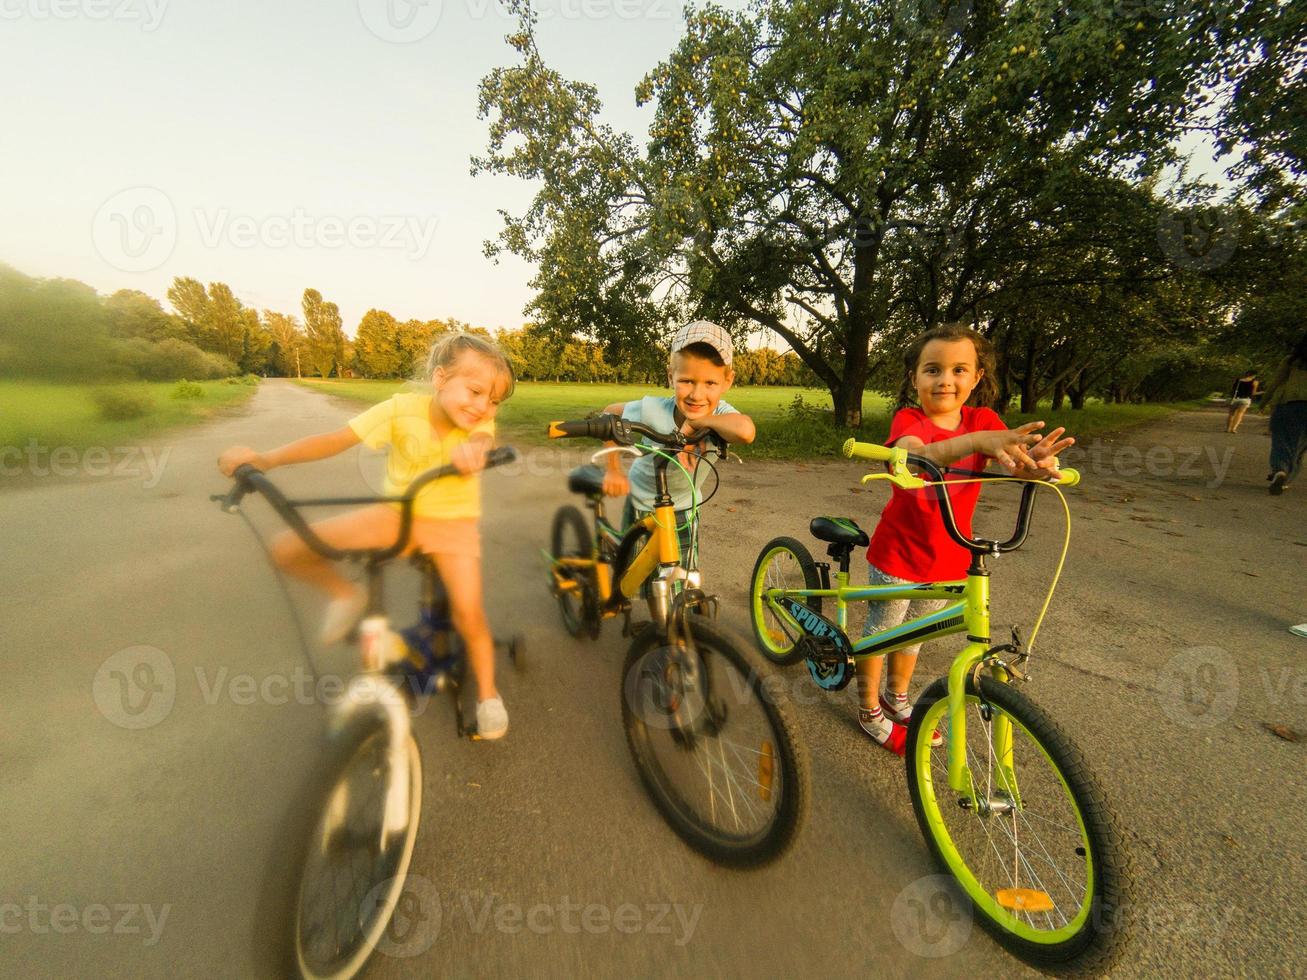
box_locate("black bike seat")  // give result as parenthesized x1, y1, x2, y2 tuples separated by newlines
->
(810, 517, 869, 548)
(568, 464, 606, 497)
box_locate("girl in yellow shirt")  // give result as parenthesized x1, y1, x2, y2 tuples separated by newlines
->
(218, 333, 515, 739)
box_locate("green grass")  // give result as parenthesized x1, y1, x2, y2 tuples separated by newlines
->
(295, 378, 1194, 459)
(0, 379, 258, 450)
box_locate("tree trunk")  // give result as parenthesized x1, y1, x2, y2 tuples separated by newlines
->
(1019, 336, 1037, 413)
(1051, 378, 1067, 411)
(832, 380, 865, 429)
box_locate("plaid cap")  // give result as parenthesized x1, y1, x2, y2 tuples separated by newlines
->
(670, 319, 733, 367)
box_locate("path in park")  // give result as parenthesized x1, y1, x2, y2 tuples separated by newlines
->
(1, 380, 1302, 978)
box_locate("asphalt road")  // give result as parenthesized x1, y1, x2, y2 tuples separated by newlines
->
(1, 381, 1302, 978)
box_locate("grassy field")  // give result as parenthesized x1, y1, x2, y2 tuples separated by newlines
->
(297, 378, 1189, 459)
(0, 379, 259, 450)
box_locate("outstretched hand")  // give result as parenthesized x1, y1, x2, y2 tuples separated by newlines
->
(450, 438, 490, 475)
(1007, 424, 1075, 480)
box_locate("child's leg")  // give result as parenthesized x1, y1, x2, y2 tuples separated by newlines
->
(270, 504, 399, 599)
(884, 596, 949, 699)
(430, 551, 498, 704)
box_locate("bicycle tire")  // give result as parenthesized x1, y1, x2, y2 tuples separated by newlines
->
(905, 675, 1131, 974)
(621, 618, 810, 868)
(749, 536, 822, 666)
(254, 701, 424, 980)
(550, 505, 598, 639)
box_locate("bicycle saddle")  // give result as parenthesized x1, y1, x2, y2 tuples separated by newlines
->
(809, 517, 869, 548)
(568, 464, 606, 497)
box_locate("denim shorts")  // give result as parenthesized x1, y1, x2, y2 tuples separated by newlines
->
(860, 563, 948, 656)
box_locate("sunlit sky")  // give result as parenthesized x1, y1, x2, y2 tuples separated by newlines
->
(2, 0, 1228, 336)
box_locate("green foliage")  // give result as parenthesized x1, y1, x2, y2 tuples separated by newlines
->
(113, 336, 236, 381)
(91, 386, 152, 421)
(171, 379, 204, 399)
(302, 288, 346, 378)
(475, 0, 1279, 426)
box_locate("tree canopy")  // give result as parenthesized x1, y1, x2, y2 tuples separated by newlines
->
(476, 0, 1304, 423)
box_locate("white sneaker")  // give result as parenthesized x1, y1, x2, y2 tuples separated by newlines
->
(475, 696, 509, 740)
(321, 588, 367, 645)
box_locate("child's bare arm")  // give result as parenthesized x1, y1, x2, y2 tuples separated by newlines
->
(450, 432, 494, 474)
(686, 412, 756, 445)
(896, 423, 1046, 471)
(600, 402, 630, 496)
(218, 426, 361, 476)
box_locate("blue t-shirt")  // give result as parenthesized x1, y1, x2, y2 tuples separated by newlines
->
(622, 395, 737, 511)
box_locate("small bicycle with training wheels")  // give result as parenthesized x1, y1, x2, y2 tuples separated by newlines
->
(748, 438, 1130, 972)
(546, 413, 809, 867)
(214, 447, 521, 980)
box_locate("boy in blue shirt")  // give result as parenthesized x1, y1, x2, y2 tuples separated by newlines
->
(600, 320, 756, 565)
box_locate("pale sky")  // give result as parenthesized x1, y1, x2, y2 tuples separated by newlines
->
(1, 0, 1231, 337)
(1, 0, 701, 332)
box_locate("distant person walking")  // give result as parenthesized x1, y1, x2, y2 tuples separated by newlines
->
(1261, 334, 1307, 495)
(1225, 370, 1259, 432)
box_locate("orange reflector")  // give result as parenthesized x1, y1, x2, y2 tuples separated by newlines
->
(996, 888, 1054, 913)
(767, 630, 786, 645)
(547, 421, 565, 438)
(758, 740, 775, 801)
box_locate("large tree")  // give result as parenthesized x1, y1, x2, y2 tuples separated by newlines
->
(477, 0, 1243, 425)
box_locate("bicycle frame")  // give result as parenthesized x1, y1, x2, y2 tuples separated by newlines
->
(554, 496, 682, 611)
(761, 568, 1003, 799)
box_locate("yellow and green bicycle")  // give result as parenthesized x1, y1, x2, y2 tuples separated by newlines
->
(547, 413, 809, 867)
(749, 438, 1130, 972)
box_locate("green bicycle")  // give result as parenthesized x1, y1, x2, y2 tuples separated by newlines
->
(749, 438, 1130, 972)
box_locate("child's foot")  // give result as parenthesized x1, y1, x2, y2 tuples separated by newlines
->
(320, 587, 367, 645)
(476, 696, 509, 740)
(859, 706, 906, 756)
(1270, 471, 1289, 495)
(880, 691, 942, 747)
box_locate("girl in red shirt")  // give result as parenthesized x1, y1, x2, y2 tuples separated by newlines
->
(858, 324, 1074, 754)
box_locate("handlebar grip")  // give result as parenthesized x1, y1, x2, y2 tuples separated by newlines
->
(548, 418, 603, 440)
(484, 446, 519, 469)
(842, 438, 894, 462)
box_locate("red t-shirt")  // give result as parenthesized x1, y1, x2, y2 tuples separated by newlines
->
(866, 406, 1007, 582)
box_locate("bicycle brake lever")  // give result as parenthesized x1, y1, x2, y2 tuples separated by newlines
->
(861, 471, 927, 490)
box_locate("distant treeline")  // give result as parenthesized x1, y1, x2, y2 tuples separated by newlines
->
(0, 264, 817, 386)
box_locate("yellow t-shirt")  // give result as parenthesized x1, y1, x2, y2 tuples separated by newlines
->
(348, 392, 495, 519)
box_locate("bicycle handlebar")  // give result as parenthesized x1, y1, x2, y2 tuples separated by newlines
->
(547, 413, 724, 452)
(213, 446, 519, 562)
(842, 437, 1079, 555)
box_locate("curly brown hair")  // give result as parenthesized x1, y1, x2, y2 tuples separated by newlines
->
(895, 322, 1000, 411)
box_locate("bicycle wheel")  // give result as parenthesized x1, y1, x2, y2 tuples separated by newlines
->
(905, 675, 1131, 973)
(550, 505, 598, 638)
(749, 536, 822, 666)
(256, 694, 424, 980)
(622, 618, 810, 867)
